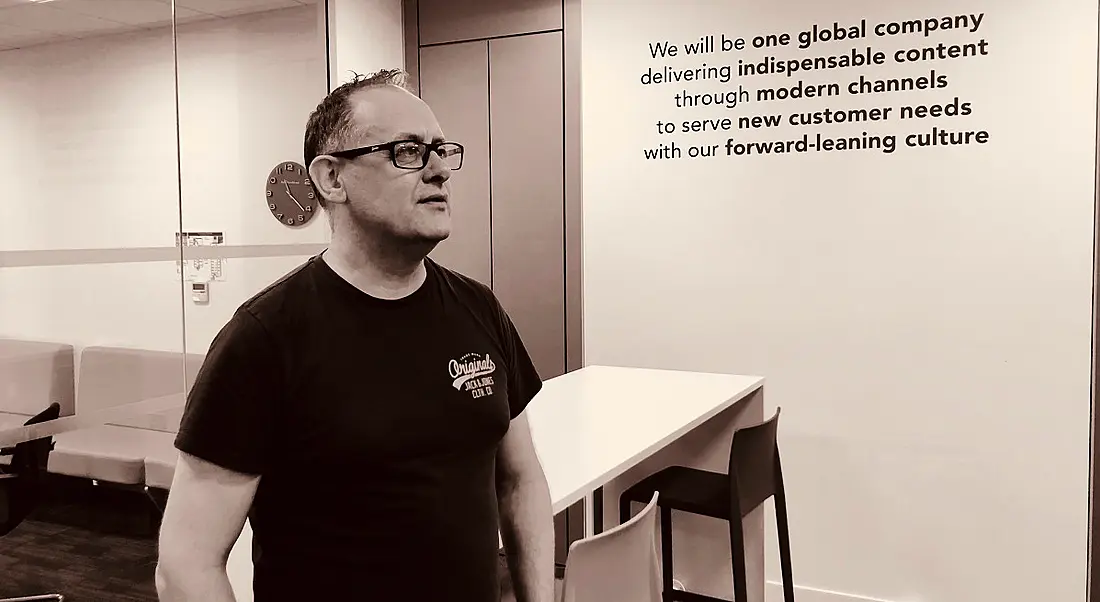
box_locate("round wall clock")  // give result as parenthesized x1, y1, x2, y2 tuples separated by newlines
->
(265, 161, 318, 227)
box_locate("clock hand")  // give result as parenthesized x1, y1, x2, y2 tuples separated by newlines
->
(284, 182, 305, 211)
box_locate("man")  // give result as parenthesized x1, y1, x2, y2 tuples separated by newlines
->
(155, 68, 555, 602)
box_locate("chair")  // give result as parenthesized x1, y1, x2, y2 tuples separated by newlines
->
(619, 407, 793, 602)
(0, 402, 65, 602)
(560, 491, 662, 602)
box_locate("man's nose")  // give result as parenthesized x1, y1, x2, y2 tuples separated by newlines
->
(422, 150, 452, 182)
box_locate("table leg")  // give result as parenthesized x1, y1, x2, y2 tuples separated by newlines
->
(583, 488, 603, 537)
(593, 487, 603, 535)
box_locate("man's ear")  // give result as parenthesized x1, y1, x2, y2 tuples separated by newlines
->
(309, 156, 348, 206)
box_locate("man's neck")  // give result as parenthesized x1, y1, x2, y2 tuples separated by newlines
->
(323, 235, 430, 300)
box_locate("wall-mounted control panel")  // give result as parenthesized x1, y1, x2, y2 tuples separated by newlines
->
(191, 282, 209, 304)
(176, 231, 225, 303)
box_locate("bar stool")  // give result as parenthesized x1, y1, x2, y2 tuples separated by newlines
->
(618, 407, 793, 602)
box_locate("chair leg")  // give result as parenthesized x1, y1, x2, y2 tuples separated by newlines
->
(775, 498, 795, 602)
(660, 506, 674, 602)
(775, 455, 795, 602)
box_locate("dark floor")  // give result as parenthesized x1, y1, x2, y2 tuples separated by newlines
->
(0, 478, 161, 602)
(1, 479, 552, 602)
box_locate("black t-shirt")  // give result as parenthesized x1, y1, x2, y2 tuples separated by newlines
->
(174, 254, 543, 601)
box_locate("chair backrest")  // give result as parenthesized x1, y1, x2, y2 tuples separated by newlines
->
(560, 491, 661, 602)
(0, 402, 61, 536)
(727, 407, 789, 602)
(727, 406, 783, 518)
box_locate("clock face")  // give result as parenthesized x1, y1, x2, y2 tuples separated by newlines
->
(265, 161, 318, 227)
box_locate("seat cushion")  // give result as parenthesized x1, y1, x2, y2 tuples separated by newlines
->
(49, 425, 175, 485)
(144, 445, 178, 490)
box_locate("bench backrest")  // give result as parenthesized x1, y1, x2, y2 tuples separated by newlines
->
(0, 339, 76, 418)
(77, 346, 204, 433)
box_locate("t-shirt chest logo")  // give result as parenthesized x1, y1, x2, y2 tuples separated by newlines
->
(448, 353, 497, 399)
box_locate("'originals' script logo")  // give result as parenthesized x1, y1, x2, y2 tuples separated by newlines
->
(449, 353, 497, 390)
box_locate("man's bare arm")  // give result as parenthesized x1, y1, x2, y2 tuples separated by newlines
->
(497, 412, 555, 602)
(155, 451, 259, 602)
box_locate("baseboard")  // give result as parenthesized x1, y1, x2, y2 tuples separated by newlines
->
(766, 581, 899, 602)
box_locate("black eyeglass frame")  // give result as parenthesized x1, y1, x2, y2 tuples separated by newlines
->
(328, 139, 465, 170)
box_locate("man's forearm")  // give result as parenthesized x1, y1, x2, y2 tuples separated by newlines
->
(155, 562, 237, 602)
(498, 472, 555, 602)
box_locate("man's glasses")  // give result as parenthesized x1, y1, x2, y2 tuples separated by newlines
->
(330, 140, 464, 170)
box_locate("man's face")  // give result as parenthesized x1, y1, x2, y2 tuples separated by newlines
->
(336, 86, 453, 245)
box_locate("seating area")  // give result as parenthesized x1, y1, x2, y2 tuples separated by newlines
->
(0, 338, 201, 497)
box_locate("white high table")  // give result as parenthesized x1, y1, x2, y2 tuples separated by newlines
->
(227, 365, 767, 601)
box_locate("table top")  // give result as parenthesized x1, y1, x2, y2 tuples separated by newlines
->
(527, 365, 764, 513)
(0, 392, 185, 447)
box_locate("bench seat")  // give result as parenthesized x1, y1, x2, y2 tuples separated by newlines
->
(50, 425, 176, 485)
(144, 444, 179, 490)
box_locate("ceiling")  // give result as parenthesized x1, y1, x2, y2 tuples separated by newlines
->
(0, 0, 320, 51)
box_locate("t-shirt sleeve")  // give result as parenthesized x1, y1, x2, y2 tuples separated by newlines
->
(490, 298, 543, 420)
(174, 308, 283, 476)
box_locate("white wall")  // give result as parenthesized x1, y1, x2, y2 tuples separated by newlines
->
(328, 0, 404, 87)
(581, 1, 1096, 601)
(0, 6, 329, 355)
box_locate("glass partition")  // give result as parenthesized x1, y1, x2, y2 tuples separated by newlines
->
(0, 1, 330, 598)
(174, 0, 330, 363)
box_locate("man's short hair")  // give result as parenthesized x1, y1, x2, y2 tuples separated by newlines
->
(303, 68, 414, 207)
